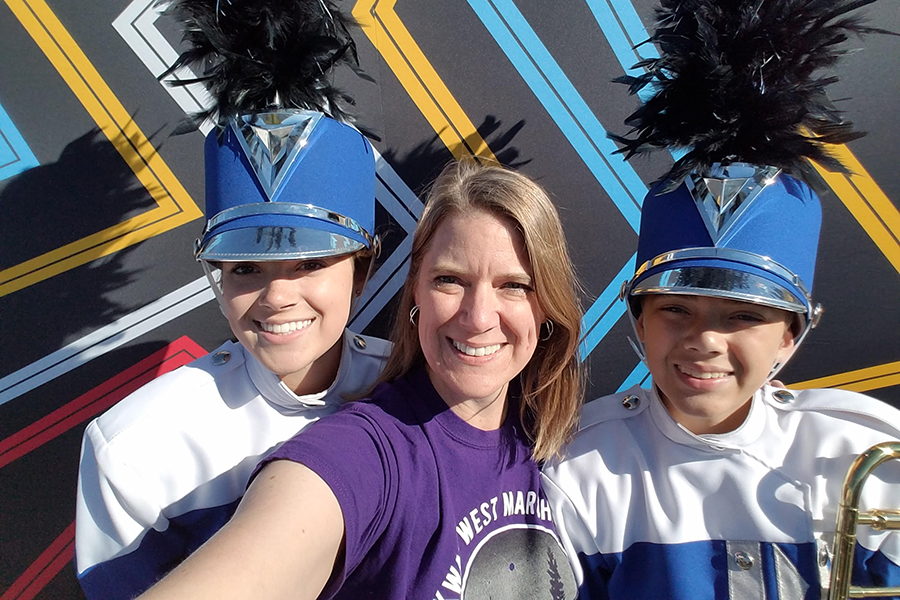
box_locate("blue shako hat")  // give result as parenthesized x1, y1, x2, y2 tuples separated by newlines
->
(158, 0, 377, 264)
(622, 163, 824, 336)
(609, 0, 891, 353)
(196, 110, 375, 262)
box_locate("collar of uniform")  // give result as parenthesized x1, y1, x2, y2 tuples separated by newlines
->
(648, 386, 767, 451)
(244, 331, 356, 411)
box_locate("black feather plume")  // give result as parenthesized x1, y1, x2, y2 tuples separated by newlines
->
(611, 0, 896, 183)
(159, 0, 373, 130)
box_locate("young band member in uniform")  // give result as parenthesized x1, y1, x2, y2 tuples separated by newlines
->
(542, 0, 900, 597)
(74, 3, 390, 598)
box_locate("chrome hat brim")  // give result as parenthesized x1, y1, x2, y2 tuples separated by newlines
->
(195, 202, 373, 262)
(197, 227, 366, 262)
(628, 247, 811, 314)
(630, 267, 806, 313)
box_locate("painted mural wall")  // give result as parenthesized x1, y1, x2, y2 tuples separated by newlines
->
(1, 0, 898, 596)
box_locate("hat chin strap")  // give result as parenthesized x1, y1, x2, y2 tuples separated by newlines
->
(624, 301, 648, 366)
(200, 260, 229, 318)
(768, 359, 788, 382)
(768, 325, 805, 381)
(349, 235, 380, 320)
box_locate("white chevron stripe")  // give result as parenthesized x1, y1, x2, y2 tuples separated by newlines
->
(0, 277, 215, 406)
(112, 0, 214, 134)
(350, 149, 424, 329)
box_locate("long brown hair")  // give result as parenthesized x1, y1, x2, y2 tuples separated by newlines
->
(378, 160, 583, 461)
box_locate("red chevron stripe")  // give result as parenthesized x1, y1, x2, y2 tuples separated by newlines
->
(0, 522, 74, 600)
(0, 336, 207, 469)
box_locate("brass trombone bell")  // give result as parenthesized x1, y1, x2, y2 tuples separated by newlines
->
(828, 441, 900, 599)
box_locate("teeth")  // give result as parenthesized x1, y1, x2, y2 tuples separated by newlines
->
(695, 372, 727, 380)
(452, 340, 502, 357)
(259, 319, 312, 334)
(678, 365, 728, 379)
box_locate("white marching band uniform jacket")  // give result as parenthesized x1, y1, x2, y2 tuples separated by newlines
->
(74, 329, 391, 600)
(542, 385, 900, 600)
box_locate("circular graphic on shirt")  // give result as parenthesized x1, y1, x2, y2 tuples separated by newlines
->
(461, 524, 577, 599)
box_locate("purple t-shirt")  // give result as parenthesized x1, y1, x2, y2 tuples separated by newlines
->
(261, 367, 577, 599)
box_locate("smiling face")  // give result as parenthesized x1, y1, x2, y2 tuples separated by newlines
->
(414, 211, 545, 422)
(220, 256, 356, 395)
(637, 294, 795, 434)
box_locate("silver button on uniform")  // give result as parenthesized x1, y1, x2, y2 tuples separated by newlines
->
(734, 551, 754, 570)
(818, 544, 829, 567)
(773, 389, 795, 404)
(622, 395, 640, 410)
(212, 350, 231, 365)
(354, 336, 367, 349)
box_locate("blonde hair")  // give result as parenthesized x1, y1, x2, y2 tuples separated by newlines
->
(378, 160, 583, 461)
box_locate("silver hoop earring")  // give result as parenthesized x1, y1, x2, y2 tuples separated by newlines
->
(541, 320, 554, 341)
(409, 305, 419, 327)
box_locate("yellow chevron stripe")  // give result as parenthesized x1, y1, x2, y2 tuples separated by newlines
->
(796, 147, 900, 392)
(791, 361, 900, 393)
(812, 146, 900, 273)
(0, 0, 201, 297)
(353, 0, 495, 161)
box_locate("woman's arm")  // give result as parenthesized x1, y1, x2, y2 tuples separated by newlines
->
(138, 460, 344, 600)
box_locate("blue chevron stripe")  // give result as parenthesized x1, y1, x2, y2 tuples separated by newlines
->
(579, 253, 635, 359)
(466, 0, 661, 385)
(617, 360, 651, 392)
(467, 0, 646, 230)
(0, 99, 39, 181)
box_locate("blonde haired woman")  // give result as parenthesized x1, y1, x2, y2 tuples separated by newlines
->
(139, 160, 584, 600)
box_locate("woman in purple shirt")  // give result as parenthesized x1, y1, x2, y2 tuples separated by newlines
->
(139, 159, 584, 600)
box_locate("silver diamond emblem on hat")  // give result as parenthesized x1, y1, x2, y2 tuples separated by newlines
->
(688, 163, 781, 243)
(234, 111, 324, 201)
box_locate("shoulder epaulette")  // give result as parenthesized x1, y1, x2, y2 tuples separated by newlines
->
(348, 333, 392, 358)
(763, 386, 900, 432)
(578, 386, 650, 433)
(196, 340, 246, 373)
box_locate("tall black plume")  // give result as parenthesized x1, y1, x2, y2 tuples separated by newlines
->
(611, 0, 896, 184)
(159, 0, 373, 130)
